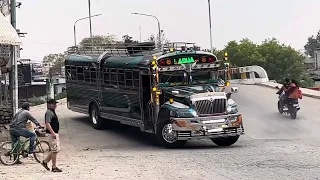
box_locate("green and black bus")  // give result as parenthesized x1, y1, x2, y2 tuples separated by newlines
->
(65, 42, 244, 148)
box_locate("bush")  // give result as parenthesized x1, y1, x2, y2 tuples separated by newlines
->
(55, 91, 67, 100)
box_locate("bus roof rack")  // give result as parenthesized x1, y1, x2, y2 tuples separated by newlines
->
(67, 42, 162, 56)
(162, 42, 201, 54)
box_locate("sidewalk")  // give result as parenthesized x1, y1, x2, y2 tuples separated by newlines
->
(257, 81, 320, 99)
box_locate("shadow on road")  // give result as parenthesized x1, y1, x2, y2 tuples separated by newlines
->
(69, 115, 243, 150)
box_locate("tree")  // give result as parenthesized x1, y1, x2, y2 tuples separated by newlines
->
(304, 30, 320, 57)
(79, 34, 118, 47)
(43, 53, 66, 77)
(257, 38, 304, 82)
(147, 31, 170, 47)
(148, 34, 155, 43)
(122, 35, 138, 43)
(224, 38, 265, 67)
(157, 30, 170, 47)
(220, 38, 314, 87)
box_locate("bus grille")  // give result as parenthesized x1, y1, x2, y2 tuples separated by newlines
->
(194, 99, 227, 115)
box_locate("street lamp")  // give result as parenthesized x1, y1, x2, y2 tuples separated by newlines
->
(208, 0, 213, 51)
(73, 13, 102, 47)
(132, 12, 161, 47)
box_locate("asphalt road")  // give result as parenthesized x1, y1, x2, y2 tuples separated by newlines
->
(18, 85, 320, 180)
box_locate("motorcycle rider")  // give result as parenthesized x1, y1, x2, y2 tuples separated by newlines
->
(276, 78, 291, 108)
(276, 78, 290, 95)
(282, 79, 300, 110)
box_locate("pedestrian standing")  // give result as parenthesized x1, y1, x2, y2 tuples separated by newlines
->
(41, 99, 62, 172)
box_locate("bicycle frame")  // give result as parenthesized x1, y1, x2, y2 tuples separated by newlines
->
(9, 137, 42, 156)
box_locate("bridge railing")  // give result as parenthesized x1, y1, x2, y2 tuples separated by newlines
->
(217, 65, 269, 85)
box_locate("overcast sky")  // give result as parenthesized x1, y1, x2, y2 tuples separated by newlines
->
(14, 0, 320, 63)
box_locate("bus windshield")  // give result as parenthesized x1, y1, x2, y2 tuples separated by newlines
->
(159, 70, 217, 86)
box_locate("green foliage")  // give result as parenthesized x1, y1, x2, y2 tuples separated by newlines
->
(79, 34, 119, 47)
(147, 31, 170, 47)
(122, 35, 138, 43)
(55, 91, 67, 100)
(218, 37, 314, 88)
(304, 30, 320, 57)
(43, 53, 66, 77)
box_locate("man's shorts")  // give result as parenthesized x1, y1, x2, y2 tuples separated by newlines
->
(47, 134, 60, 153)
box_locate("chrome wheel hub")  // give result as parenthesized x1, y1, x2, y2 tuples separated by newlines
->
(92, 109, 97, 124)
(162, 124, 178, 143)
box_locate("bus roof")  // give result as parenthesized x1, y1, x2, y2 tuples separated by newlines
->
(65, 42, 219, 68)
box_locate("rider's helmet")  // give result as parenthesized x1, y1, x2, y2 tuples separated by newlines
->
(285, 78, 290, 83)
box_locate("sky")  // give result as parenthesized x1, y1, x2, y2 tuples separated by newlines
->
(12, 0, 320, 63)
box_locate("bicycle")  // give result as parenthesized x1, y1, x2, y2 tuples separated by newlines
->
(0, 127, 51, 165)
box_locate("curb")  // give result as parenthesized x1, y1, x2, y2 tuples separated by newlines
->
(256, 83, 320, 100)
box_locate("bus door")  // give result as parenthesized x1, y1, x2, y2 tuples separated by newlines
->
(140, 70, 152, 130)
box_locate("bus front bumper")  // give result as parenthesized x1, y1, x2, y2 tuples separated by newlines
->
(170, 114, 244, 140)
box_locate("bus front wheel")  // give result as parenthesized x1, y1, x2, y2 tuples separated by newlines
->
(90, 105, 104, 130)
(155, 121, 187, 148)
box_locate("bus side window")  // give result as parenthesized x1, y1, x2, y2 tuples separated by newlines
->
(133, 70, 139, 87)
(71, 66, 77, 80)
(90, 67, 97, 82)
(104, 68, 110, 84)
(118, 69, 125, 86)
(66, 66, 71, 80)
(125, 69, 133, 87)
(110, 68, 117, 85)
(84, 66, 90, 82)
(77, 66, 84, 81)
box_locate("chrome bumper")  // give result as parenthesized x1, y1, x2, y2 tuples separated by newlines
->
(171, 114, 244, 140)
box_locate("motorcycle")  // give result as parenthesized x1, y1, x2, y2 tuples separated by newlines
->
(276, 86, 300, 119)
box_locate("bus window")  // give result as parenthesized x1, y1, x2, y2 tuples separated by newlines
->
(77, 66, 84, 81)
(110, 68, 117, 85)
(133, 70, 139, 87)
(90, 67, 97, 82)
(159, 71, 185, 84)
(118, 69, 125, 86)
(103, 68, 110, 84)
(84, 67, 90, 82)
(71, 66, 77, 80)
(66, 66, 71, 80)
(125, 69, 133, 87)
(191, 70, 211, 81)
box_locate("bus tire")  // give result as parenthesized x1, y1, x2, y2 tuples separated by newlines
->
(89, 104, 104, 130)
(211, 135, 240, 146)
(155, 120, 187, 148)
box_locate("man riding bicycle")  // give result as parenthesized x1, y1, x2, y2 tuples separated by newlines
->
(8, 102, 42, 161)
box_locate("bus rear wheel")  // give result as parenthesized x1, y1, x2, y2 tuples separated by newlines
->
(90, 105, 104, 130)
(155, 121, 187, 148)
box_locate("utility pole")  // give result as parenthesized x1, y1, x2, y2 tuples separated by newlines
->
(88, 0, 93, 47)
(139, 26, 142, 42)
(10, 0, 19, 114)
(73, 14, 102, 47)
(208, 0, 213, 51)
(131, 13, 161, 48)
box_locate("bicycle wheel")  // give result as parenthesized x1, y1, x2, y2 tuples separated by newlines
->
(33, 140, 51, 163)
(0, 141, 20, 165)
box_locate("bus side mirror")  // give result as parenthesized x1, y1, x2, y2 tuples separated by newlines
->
(231, 87, 239, 93)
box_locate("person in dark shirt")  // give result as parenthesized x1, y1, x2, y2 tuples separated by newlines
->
(41, 99, 62, 172)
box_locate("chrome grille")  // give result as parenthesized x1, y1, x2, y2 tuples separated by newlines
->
(193, 99, 227, 115)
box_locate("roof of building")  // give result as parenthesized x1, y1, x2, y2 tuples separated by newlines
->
(0, 13, 21, 45)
